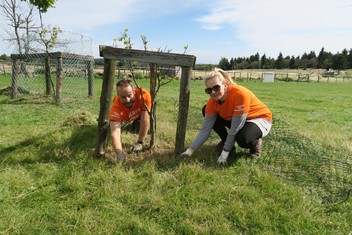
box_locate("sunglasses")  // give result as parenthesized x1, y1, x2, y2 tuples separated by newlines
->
(205, 84, 221, 94)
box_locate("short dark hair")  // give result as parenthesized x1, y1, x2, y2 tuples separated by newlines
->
(116, 79, 133, 88)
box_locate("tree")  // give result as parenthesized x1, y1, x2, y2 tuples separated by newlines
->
(275, 52, 284, 69)
(260, 54, 267, 69)
(0, 0, 38, 55)
(22, 0, 56, 13)
(289, 56, 297, 69)
(114, 30, 184, 148)
(348, 49, 352, 69)
(0, 54, 10, 60)
(317, 47, 326, 69)
(218, 57, 231, 70)
(332, 53, 348, 70)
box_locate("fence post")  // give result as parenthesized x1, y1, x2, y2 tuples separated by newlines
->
(10, 58, 19, 99)
(55, 56, 63, 103)
(87, 59, 94, 97)
(95, 58, 116, 157)
(44, 55, 52, 96)
(175, 66, 192, 154)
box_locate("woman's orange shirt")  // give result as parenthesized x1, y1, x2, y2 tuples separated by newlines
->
(205, 83, 272, 121)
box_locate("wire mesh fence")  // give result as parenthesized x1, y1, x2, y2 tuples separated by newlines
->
(10, 31, 94, 101)
(262, 118, 352, 204)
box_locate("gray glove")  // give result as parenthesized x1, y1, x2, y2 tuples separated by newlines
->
(217, 150, 229, 164)
(180, 148, 194, 157)
(116, 152, 126, 161)
(131, 142, 143, 152)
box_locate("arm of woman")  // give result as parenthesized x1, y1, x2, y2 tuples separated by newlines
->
(188, 114, 217, 152)
(223, 113, 247, 151)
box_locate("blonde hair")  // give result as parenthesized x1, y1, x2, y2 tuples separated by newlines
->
(204, 68, 235, 84)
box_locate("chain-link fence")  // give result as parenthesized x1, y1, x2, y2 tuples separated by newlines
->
(10, 31, 94, 101)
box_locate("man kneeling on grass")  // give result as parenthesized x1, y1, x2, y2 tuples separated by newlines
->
(109, 79, 151, 161)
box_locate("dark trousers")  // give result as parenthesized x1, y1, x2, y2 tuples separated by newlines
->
(131, 116, 141, 133)
(202, 105, 262, 149)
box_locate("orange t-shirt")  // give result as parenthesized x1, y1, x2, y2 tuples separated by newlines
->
(110, 88, 152, 123)
(205, 83, 272, 121)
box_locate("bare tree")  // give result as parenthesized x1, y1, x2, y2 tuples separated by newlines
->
(0, 0, 38, 55)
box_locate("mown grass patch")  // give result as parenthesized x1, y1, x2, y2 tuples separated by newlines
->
(0, 75, 351, 234)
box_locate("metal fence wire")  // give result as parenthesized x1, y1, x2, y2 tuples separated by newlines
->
(261, 118, 352, 204)
(11, 31, 94, 100)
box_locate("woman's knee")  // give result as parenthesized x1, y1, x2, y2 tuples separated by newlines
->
(236, 134, 253, 148)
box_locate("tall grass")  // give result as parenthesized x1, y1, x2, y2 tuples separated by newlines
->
(0, 75, 351, 234)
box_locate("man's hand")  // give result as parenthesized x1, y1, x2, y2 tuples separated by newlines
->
(131, 142, 143, 152)
(116, 152, 126, 161)
(180, 148, 194, 157)
(217, 150, 229, 164)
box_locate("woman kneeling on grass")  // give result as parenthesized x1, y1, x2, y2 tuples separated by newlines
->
(181, 68, 272, 164)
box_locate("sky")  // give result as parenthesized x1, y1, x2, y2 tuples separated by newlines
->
(1, 0, 352, 64)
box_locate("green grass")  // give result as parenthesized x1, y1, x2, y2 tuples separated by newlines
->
(0, 74, 352, 234)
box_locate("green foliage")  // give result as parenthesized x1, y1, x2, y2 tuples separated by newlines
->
(0, 75, 351, 233)
(0, 54, 10, 60)
(113, 28, 132, 49)
(39, 26, 62, 52)
(23, 0, 56, 12)
(218, 57, 231, 70)
(225, 47, 352, 70)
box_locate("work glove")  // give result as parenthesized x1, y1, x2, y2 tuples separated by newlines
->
(180, 148, 194, 157)
(116, 152, 126, 161)
(217, 150, 229, 165)
(131, 142, 143, 152)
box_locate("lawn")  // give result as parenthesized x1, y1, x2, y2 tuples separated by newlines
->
(0, 74, 351, 234)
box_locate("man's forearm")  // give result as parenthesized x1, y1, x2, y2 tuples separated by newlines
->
(110, 121, 122, 154)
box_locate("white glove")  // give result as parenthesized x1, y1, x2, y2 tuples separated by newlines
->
(180, 148, 194, 157)
(132, 142, 143, 152)
(116, 152, 126, 161)
(217, 150, 229, 164)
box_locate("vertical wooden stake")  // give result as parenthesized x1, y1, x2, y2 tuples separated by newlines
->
(10, 58, 19, 99)
(175, 66, 192, 154)
(45, 55, 52, 96)
(95, 58, 116, 157)
(56, 56, 63, 103)
(88, 60, 94, 97)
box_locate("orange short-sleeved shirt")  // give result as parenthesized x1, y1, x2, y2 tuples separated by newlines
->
(205, 83, 272, 121)
(110, 88, 151, 123)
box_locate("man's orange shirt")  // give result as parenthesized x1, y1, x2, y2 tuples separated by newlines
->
(205, 83, 272, 121)
(110, 88, 152, 123)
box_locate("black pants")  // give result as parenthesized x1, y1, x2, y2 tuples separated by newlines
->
(202, 105, 262, 149)
(131, 116, 141, 133)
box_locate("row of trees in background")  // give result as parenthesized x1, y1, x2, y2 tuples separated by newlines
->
(217, 47, 352, 71)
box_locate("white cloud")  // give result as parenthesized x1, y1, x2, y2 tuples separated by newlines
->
(42, 0, 212, 31)
(196, 0, 352, 56)
(42, 0, 141, 31)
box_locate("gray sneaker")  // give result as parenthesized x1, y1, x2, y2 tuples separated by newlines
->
(249, 138, 262, 158)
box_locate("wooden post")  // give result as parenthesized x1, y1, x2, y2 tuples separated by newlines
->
(10, 58, 20, 99)
(87, 60, 94, 97)
(95, 58, 116, 157)
(55, 56, 63, 103)
(175, 66, 192, 154)
(44, 55, 52, 96)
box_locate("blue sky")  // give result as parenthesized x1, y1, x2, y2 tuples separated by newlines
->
(1, 0, 352, 64)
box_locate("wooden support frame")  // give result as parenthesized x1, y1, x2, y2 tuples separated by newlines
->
(96, 45, 196, 156)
